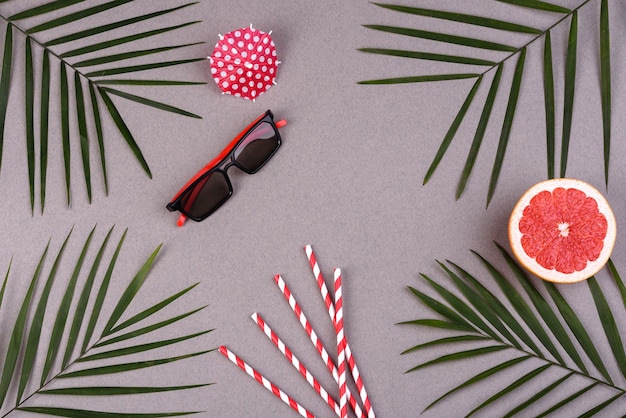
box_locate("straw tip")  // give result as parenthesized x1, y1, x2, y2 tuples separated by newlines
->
(251, 312, 259, 321)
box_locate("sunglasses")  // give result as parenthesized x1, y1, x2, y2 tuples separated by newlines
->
(167, 110, 287, 226)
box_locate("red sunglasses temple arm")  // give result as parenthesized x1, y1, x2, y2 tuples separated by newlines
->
(175, 118, 287, 227)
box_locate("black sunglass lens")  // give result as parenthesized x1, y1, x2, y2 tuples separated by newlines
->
(234, 121, 279, 173)
(179, 172, 231, 219)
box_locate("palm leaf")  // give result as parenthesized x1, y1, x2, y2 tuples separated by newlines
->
(0, 226, 212, 416)
(472, 248, 561, 362)
(543, 281, 612, 383)
(402, 335, 490, 355)
(74, 72, 92, 203)
(26, 0, 135, 34)
(423, 76, 482, 185)
(535, 382, 598, 417)
(0, 24, 12, 173)
(8, 0, 84, 20)
(607, 258, 626, 309)
(59, 351, 211, 379)
(559, 11, 578, 178)
(402, 242, 626, 415)
(100, 87, 202, 119)
(73, 42, 204, 67)
(495, 0, 571, 13)
(599, 0, 611, 185)
(371, 3, 542, 34)
(486, 47, 525, 206)
(106, 282, 201, 335)
(436, 260, 522, 349)
(456, 64, 502, 199)
(101, 243, 163, 335)
(587, 276, 626, 379)
(25, 37, 35, 213)
(420, 272, 501, 341)
(495, 243, 587, 373)
(62, 226, 114, 369)
(94, 305, 208, 348)
(0, 1, 204, 212)
(96, 79, 206, 86)
(88, 82, 108, 195)
(44, 3, 197, 47)
(78, 331, 212, 362)
(466, 364, 552, 417)
(423, 356, 531, 412)
(0, 258, 9, 311)
(362, 24, 517, 52)
(39, 49, 50, 212)
(81, 228, 127, 354)
(17, 408, 201, 417)
(99, 89, 152, 178)
(60, 62, 71, 206)
(358, 48, 496, 66)
(398, 318, 477, 333)
(360, 0, 617, 203)
(448, 259, 542, 355)
(543, 30, 555, 179)
(504, 372, 573, 417)
(407, 284, 475, 330)
(39, 384, 210, 396)
(405, 345, 509, 374)
(578, 392, 625, 417)
(0, 239, 49, 406)
(41, 226, 97, 386)
(17, 230, 72, 404)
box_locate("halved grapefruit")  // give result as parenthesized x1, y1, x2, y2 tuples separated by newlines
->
(508, 178, 616, 283)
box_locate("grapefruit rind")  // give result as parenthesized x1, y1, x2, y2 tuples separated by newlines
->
(508, 178, 616, 284)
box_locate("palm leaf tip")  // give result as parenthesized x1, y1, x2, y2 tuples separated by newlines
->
(599, 0, 611, 187)
(0, 24, 13, 175)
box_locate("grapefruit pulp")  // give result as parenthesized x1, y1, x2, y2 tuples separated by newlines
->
(508, 178, 616, 283)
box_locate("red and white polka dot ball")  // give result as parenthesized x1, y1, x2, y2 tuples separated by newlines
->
(209, 26, 279, 101)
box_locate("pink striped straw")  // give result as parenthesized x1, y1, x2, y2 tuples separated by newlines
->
(219, 345, 316, 418)
(274, 274, 364, 418)
(305, 245, 375, 418)
(334, 269, 348, 418)
(251, 313, 341, 417)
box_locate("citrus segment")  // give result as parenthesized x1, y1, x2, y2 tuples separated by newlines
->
(509, 179, 616, 283)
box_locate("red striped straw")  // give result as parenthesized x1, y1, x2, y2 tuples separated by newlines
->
(334, 269, 348, 418)
(251, 313, 341, 417)
(219, 345, 316, 418)
(274, 274, 364, 418)
(305, 245, 376, 418)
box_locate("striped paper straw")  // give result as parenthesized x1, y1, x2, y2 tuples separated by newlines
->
(219, 345, 316, 418)
(305, 245, 376, 418)
(334, 269, 348, 418)
(251, 312, 341, 417)
(274, 274, 364, 418)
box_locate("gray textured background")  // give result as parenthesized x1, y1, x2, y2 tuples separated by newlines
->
(1, 0, 626, 416)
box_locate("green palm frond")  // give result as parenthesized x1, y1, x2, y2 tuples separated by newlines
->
(0, 1, 205, 213)
(401, 243, 626, 416)
(360, 0, 614, 206)
(0, 225, 213, 417)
